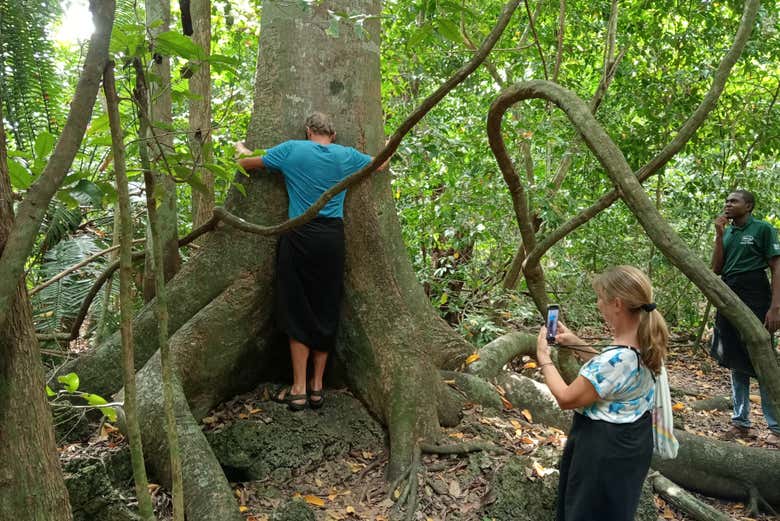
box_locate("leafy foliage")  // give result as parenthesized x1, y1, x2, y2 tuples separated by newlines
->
(0, 0, 64, 151)
(5, 0, 779, 348)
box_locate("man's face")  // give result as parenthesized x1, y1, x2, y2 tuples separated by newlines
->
(724, 193, 750, 219)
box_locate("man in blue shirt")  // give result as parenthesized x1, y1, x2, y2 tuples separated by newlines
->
(711, 189, 780, 446)
(236, 112, 388, 411)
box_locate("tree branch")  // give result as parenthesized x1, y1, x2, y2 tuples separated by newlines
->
(522, 0, 760, 273)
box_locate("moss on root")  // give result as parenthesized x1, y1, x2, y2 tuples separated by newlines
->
(206, 392, 385, 481)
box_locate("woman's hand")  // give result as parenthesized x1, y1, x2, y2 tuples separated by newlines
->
(555, 322, 582, 346)
(537, 327, 553, 365)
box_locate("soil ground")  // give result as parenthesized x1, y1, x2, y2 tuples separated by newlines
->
(58, 334, 778, 521)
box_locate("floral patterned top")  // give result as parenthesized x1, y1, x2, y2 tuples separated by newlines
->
(578, 346, 655, 424)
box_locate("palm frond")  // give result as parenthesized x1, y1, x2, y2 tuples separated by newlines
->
(0, 0, 63, 151)
(31, 235, 111, 335)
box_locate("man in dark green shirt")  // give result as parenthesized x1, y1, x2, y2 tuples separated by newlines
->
(711, 190, 780, 446)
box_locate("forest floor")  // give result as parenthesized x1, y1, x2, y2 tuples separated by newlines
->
(59, 333, 778, 521)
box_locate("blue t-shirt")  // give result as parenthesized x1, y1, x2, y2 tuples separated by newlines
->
(262, 140, 372, 218)
(578, 346, 655, 424)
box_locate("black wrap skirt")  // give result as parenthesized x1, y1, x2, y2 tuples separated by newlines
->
(711, 269, 772, 377)
(275, 216, 345, 352)
(557, 412, 652, 521)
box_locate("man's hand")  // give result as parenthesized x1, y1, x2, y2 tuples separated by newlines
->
(765, 306, 780, 333)
(234, 141, 253, 157)
(714, 214, 729, 235)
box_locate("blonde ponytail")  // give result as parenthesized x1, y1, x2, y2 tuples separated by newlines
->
(593, 265, 669, 374)
(637, 307, 669, 375)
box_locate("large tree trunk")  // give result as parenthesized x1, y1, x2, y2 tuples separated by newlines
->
(246, 0, 472, 478)
(0, 105, 73, 521)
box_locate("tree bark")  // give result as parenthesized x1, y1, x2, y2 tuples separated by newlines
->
(189, 0, 215, 232)
(58, 8, 536, 520)
(0, 100, 73, 521)
(144, 0, 181, 301)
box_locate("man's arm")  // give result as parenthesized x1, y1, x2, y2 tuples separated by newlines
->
(766, 256, 780, 333)
(235, 141, 265, 171)
(712, 215, 728, 274)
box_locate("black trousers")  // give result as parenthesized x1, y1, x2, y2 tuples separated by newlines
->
(275, 217, 345, 352)
(557, 412, 652, 521)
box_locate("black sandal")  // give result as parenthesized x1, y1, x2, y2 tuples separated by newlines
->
(273, 385, 308, 411)
(308, 389, 325, 410)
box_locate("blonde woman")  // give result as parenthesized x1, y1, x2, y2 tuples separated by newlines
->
(536, 265, 669, 521)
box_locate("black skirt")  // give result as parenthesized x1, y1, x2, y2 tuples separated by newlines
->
(711, 269, 771, 376)
(275, 217, 345, 352)
(557, 412, 652, 521)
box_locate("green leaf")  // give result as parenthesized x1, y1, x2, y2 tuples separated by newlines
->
(87, 114, 110, 136)
(435, 19, 462, 44)
(57, 373, 80, 393)
(325, 19, 340, 38)
(440, 292, 449, 305)
(353, 21, 369, 40)
(232, 181, 247, 196)
(407, 23, 433, 49)
(8, 159, 32, 189)
(155, 31, 207, 60)
(34, 131, 57, 162)
(101, 407, 118, 422)
(83, 394, 118, 423)
(110, 22, 146, 56)
(45, 385, 56, 397)
(207, 54, 239, 75)
(69, 179, 104, 207)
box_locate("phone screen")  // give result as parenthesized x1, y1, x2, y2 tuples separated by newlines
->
(546, 305, 559, 343)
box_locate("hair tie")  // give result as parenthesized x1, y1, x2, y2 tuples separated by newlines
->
(641, 302, 657, 312)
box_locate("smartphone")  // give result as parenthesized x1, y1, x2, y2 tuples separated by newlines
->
(546, 305, 560, 343)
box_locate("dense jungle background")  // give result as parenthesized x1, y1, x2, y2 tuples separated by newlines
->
(1, 0, 779, 519)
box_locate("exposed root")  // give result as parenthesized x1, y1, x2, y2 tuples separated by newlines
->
(650, 472, 732, 521)
(420, 441, 508, 456)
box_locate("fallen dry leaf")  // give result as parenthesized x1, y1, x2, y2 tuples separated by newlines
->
(521, 409, 533, 422)
(532, 460, 556, 477)
(672, 402, 685, 411)
(523, 361, 538, 369)
(465, 353, 480, 365)
(448, 480, 462, 498)
(303, 495, 326, 508)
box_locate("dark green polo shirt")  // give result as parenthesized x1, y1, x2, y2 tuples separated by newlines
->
(722, 215, 780, 276)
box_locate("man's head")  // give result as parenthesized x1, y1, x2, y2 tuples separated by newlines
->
(725, 189, 755, 219)
(304, 112, 336, 142)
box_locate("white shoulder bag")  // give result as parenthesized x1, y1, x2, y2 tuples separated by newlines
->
(652, 365, 679, 459)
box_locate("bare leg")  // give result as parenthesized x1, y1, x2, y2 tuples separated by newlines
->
(288, 338, 309, 406)
(309, 349, 328, 406)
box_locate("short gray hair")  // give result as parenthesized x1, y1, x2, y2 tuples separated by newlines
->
(304, 112, 336, 138)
